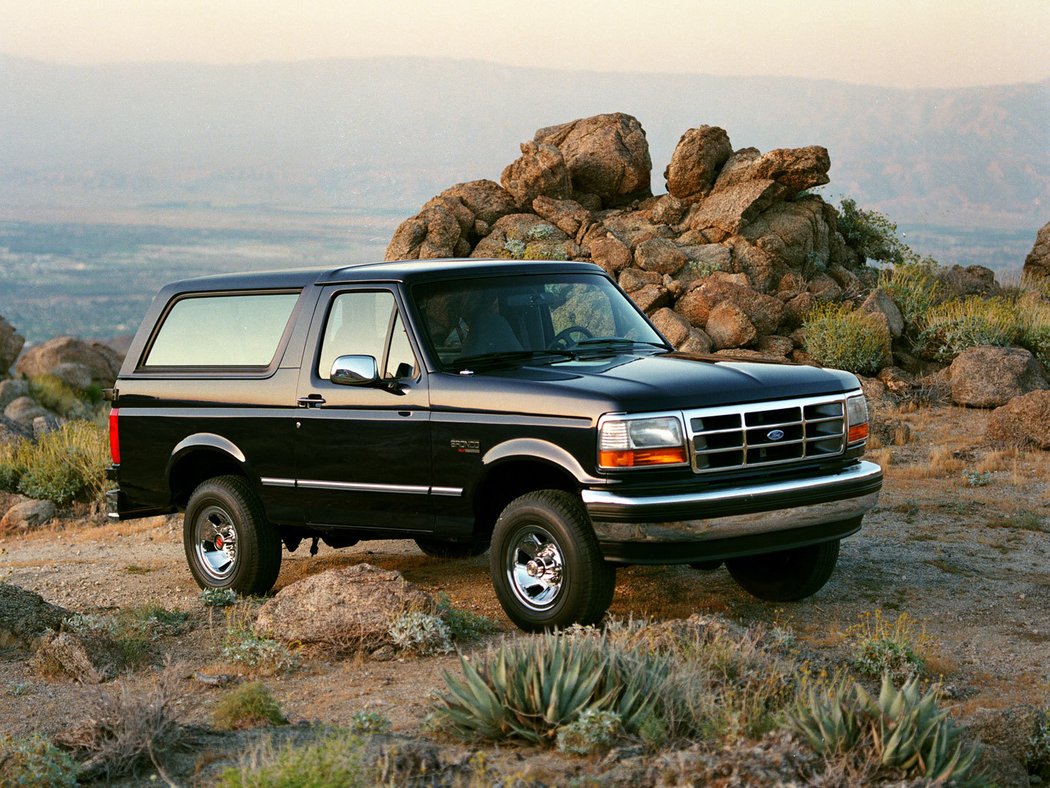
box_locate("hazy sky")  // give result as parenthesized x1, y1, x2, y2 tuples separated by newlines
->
(1, 0, 1048, 89)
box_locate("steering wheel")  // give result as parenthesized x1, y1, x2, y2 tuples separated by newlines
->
(550, 325, 593, 349)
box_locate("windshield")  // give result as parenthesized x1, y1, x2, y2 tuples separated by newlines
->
(413, 273, 668, 370)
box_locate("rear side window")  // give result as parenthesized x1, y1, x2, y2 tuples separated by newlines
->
(144, 292, 300, 367)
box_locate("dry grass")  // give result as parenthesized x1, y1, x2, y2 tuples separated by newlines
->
(892, 446, 965, 480)
(56, 666, 186, 782)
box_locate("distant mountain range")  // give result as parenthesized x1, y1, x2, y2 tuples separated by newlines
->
(2, 54, 1047, 232)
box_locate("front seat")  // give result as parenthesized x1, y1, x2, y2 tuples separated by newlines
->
(462, 313, 524, 355)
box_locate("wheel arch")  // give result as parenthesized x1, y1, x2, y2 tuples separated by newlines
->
(167, 433, 255, 508)
(470, 451, 582, 540)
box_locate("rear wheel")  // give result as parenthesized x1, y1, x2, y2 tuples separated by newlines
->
(414, 536, 490, 558)
(490, 490, 615, 632)
(183, 475, 281, 595)
(726, 540, 839, 602)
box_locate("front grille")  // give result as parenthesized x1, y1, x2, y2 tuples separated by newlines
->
(686, 395, 846, 473)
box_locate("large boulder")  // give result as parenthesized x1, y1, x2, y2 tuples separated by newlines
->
(676, 278, 785, 336)
(470, 214, 575, 260)
(15, 337, 123, 389)
(531, 195, 593, 239)
(534, 113, 652, 207)
(712, 145, 831, 197)
(706, 302, 757, 350)
(664, 125, 733, 202)
(1, 498, 56, 532)
(254, 564, 434, 652)
(4, 396, 50, 427)
(0, 583, 71, 651)
(937, 264, 999, 297)
(0, 378, 29, 410)
(689, 179, 788, 240)
(741, 197, 833, 272)
(1022, 220, 1050, 287)
(986, 390, 1050, 449)
(634, 238, 688, 276)
(0, 315, 24, 376)
(948, 346, 1048, 408)
(860, 288, 905, 339)
(501, 142, 571, 209)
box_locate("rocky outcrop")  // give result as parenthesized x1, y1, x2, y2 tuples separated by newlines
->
(1023, 220, 1050, 287)
(15, 336, 123, 389)
(0, 583, 71, 651)
(948, 346, 1048, 408)
(386, 115, 873, 359)
(0, 316, 24, 376)
(254, 564, 434, 653)
(32, 629, 127, 683)
(986, 390, 1050, 449)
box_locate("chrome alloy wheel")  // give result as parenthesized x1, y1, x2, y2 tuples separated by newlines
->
(505, 526, 564, 611)
(194, 505, 239, 582)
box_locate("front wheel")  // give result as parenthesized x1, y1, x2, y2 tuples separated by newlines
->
(490, 490, 615, 632)
(183, 475, 281, 595)
(726, 540, 839, 602)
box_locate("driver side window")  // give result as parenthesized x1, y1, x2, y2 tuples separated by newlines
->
(317, 291, 418, 380)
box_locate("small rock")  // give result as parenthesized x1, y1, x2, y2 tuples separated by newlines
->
(4, 396, 50, 427)
(986, 390, 1050, 449)
(0, 583, 71, 651)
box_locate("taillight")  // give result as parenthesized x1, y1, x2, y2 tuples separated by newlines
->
(109, 408, 120, 465)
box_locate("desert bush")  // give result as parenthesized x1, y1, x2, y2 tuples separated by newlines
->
(387, 611, 453, 655)
(348, 710, 392, 736)
(435, 594, 498, 642)
(919, 296, 1020, 360)
(222, 608, 300, 675)
(217, 733, 368, 788)
(5, 420, 109, 506)
(63, 605, 191, 668)
(200, 588, 239, 607)
(57, 670, 185, 782)
(846, 610, 929, 681)
(791, 674, 983, 785)
(878, 258, 945, 329)
(1017, 296, 1050, 366)
(556, 708, 623, 756)
(0, 734, 78, 787)
(836, 198, 910, 266)
(28, 375, 88, 418)
(802, 303, 889, 374)
(213, 681, 288, 730)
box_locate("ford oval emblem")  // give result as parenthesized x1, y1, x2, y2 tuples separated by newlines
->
(767, 429, 785, 441)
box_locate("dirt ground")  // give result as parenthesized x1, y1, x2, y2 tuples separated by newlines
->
(1, 404, 1048, 784)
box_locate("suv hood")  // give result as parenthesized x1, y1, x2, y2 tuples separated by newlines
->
(431, 351, 861, 417)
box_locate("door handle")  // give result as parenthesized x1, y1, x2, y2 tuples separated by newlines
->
(297, 395, 326, 408)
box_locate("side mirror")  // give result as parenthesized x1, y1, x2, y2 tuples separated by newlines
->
(330, 355, 379, 386)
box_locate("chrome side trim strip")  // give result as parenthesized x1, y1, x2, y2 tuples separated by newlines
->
(431, 486, 464, 497)
(298, 480, 430, 495)
(261, 477, 296, 488)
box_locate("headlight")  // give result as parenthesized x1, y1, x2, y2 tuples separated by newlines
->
(598, 414, 688, 469)
(846, 394, 869, 444)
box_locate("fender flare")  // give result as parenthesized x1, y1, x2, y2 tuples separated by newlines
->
(165, 433, 253, 489)
(480, 438, 606, 486)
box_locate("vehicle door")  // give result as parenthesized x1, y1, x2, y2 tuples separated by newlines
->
(294, 286, 433, 532)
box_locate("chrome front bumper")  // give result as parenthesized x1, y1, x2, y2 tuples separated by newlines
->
(582, 460, 882, 544)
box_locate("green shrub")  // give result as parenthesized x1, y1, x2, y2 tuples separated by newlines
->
(802, 303, 889, 374)
(222, 609, 300, 675)
(1017, 297, 1050, 367)
(213, 681, 288, 730)
(556, 708, 623, 755)
(0, 734, 78, 787)
(387, 611, 453, 655)
(846, 610, 929, 681)
(791, 675, 982, 784)
(877, 258, 945, 328)
(217, 733, 368, 788)
(435, 594, 498, 642)
(919, 296, 1020, 360)
(10, 420, 109, 506)
(200, 588, 239, 607)
(837, 198, 911, 266)
(348, 710, 391, 736)
(28, 375, 87, 418)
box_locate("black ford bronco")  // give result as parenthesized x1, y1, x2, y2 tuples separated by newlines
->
(106, 259, 882, 630)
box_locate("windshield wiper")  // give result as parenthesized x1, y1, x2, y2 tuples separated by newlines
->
(572, 337, 668, 352)
(449, 349, 576, 371)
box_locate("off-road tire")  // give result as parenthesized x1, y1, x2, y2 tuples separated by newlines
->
(490, 490, 615, 632)
(726, 539, 840, 602)
(183, 475, 281, 595)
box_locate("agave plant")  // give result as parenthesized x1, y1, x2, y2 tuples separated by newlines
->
(788, 675, 861, 755)
(857, 674, 982, 783)
(433, 633, 613, 744)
